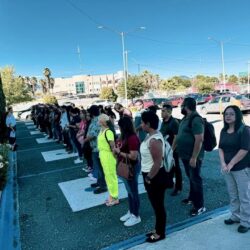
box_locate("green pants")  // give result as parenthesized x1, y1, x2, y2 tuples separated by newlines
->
(99, 151, 118, 199)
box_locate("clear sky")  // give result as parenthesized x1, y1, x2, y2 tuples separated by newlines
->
(1, 0, 250, 79)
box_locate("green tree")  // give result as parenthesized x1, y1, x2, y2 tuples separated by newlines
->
(0, 66, 33, 105)
(117, 75, 145, 99)
(100, 87, 117, 102)
(193, 75, 216, 93)
(160, 76, 191, 91)
(0, 73, 6, 114)
(30, 76, 38, 95)
(228, 75, 238, 84)
(43, 95, 58, 105)
(139, 70, 161, 90)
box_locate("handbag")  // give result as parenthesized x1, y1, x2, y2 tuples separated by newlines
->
(117, 154, 134, 180)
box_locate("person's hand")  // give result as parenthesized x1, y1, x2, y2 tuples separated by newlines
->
(226, 162, 234, 172)
(113, 147, 120, 154)
(189, 157, 197, 168)
(221, 162, 227, 171)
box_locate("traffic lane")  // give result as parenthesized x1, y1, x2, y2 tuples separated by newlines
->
(18, 150, 229, 250)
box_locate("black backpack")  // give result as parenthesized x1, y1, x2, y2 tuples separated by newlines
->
(189, 114, 217, 152)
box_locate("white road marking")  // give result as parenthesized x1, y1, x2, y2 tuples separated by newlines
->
(27, 125, 36, 129)
(41, 149, 77, 162)
(58, 175, 146, 212)
(25, 122, 34, 125)
(36, 138, 54, 144)
(30, 131, 42, 135)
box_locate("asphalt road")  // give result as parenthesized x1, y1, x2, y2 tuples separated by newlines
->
(16, 113, 250, 250)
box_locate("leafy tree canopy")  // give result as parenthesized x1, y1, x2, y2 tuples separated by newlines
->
(43, 95, 58, 105)
(100, 87, 117, 102)
(0, 66, 33, 105)
(117, 75, 145, 99)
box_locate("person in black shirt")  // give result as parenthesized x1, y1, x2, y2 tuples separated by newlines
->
(219, 105, 250, 233)
(160, 104, 182, 196)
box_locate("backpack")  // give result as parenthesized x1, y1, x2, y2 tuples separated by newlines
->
(189, 114, 217, 152)
(147, 133, 174, 172)
(163, 136, 175, 172)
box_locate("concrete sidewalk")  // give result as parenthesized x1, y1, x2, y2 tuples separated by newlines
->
(128, 212, 249, 250)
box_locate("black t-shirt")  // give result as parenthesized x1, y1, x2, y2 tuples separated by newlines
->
(160, 116, 179, 146)
(219, 126, 250, 171)
(69, 115, 81, 135)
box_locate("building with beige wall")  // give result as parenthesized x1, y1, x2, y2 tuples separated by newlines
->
(53, 71, 124, 95)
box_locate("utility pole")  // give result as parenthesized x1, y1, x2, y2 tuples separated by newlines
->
(77, 45, 83, 74)
(248, 61, 250, 94)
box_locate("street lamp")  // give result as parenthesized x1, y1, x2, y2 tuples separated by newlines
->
(208, 37, 226, 92)
(98, 26, 146, 106)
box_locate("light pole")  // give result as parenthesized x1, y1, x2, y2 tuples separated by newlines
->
(98, 26, 145, 106)
(208, 37, 226, 92)
(248, 61, 250, 94)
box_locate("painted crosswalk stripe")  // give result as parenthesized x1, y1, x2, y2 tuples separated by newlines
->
(36, 138, 54, 144)
(30, 131, 42, 135)
(27, 125, 36, 129)
(58, 175, 146, 212)
(41, 149, 78, 162)
(25, 122, 34, 126)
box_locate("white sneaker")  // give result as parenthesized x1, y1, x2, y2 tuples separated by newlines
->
(88, 173, 93, 178)
(89, 177, 97, 182)
(74, 158, 83, 164)
(124, 214, 141, 227)
(120, 211, 131, 222)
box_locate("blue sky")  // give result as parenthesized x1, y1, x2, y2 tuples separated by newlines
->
(1, 0, 250, 79)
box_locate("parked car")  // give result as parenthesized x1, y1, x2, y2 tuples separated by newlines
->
(151, 98, 170, 107)
(17, 108, 32, 120)
(91, 99, 114, 107)
(166, 95, 184, 107)
(200, 95, 250, 114)
(196, 94, 217, 105)
(244, 93, 250, 99)
(141, 99, 155, 108)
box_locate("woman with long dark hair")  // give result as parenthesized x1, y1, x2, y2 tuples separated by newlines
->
(219, 105, 250, 233)
(113, 116, 141, 226)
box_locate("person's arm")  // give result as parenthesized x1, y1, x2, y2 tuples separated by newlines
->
(227, 150, 249, 171)
(172, 135, 177, 151)
(218, 148, 227, 172)
(147, 139, 163, 179)
(190, 134, 203, 167)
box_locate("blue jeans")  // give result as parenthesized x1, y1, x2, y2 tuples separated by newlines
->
(122, 161, 141, 216)
(182, 159, 204, 209)
(92, 152, 106, 188)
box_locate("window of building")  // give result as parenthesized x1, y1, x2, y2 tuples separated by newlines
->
(75, 81, 85, 94)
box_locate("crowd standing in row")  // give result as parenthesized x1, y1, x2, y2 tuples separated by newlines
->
(6, 96, 249, 243)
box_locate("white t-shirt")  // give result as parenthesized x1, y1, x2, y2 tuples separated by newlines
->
(140, 132, 164, 173)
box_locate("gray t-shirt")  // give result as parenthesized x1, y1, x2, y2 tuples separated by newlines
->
(219, 126, 250, 171)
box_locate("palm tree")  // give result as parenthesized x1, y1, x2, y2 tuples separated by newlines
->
(49, 77, 55, 91)
(30, 77, 38, 95)
(39, 79, 47, 94)
(43, 68, 51, 91)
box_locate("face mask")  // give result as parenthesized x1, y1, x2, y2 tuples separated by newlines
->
(181, 107, 187, 116)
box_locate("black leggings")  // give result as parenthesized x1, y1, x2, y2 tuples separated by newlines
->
(142, 167, 167, 236)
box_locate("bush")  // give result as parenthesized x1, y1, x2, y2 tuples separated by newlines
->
(43, 95, 58, 105)
(0, 144, 9, 190)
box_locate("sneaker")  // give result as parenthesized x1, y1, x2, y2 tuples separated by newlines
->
(124, 214, 141, 227)
(190, 207, 206, 216)
(74, 158, 83, 164)
(120, 211, 131, 222)
(181, 198, 193, 205)
(238, 225, 249, 233)
(90, 183, 99, 188)
(89, 176, 97, 182)
(88, 173, 93, 178)
(224, 219, 240, 225)
(93, 187, 107, 194)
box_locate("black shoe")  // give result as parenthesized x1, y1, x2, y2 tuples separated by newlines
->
(190, 207, 206, 216)
(171, 189, 181, 196)
(91, 183, 99, 188)
(181, 198, 192, 205)
(146, 234, 165, 243)
(93, 187, 107, 194)
(238, 225, 249, 233)
(224, 219, 240, 225)
(145, 230, 156, 237)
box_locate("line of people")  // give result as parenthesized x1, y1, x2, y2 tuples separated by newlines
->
(29, 97, 250, 243)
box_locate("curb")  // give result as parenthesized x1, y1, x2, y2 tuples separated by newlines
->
(102, 206, 229, 250)
(0, 151, 21, 250)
